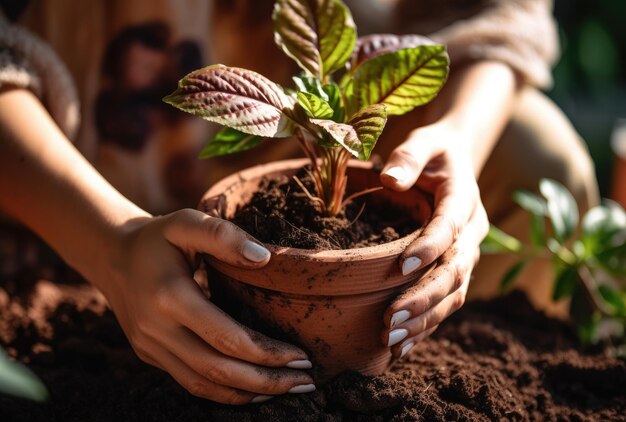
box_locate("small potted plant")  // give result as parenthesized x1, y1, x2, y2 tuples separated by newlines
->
(164, 0, 449, 380)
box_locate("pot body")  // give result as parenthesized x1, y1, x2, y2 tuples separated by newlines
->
(199, 159, 432, 381)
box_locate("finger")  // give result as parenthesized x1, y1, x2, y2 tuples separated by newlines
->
(392, 325, 439, 358)
(380, 133, 441, 191)
(165, 326, 315, 396)
(150, 344, 258, 405)
(385, 207, 486, 328)
(400, 178, 479, 275)
(383, 275, 469, 348)
(159, 277, 312, 369)
(164, 208, 271, 269)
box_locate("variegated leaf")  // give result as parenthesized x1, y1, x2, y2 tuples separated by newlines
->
(347, 45, 449, 116)
(311, 104, 386, 160)
(163, 65, 295, 137)
(351, 34, 435, 69)
(273, 0, 356, 78)
(348, 104, 386, 160)
(311, 119, 360, 157)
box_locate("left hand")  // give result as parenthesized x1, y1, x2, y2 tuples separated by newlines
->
(378, 122, 490, 358)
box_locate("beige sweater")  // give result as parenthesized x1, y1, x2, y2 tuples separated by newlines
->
(0, 0, 558, 214)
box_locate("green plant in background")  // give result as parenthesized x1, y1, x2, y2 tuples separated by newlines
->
(482, 179, 626, 356)
(0, 348, 48, 402)
(164, 0, 449, 216)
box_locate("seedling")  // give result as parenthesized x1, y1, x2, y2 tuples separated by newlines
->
(164, 0, 449, 216)
(482, 179, 626, 356)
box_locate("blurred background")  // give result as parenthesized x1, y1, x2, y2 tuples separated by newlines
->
(551, 0, 625, 201)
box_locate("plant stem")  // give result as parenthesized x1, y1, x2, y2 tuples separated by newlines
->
(577, 265, 617, 316)
(295, 129, 351, 216)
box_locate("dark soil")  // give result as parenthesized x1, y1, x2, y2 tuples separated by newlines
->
(232, 170, 416, 249)
(1, 270, 625, 421)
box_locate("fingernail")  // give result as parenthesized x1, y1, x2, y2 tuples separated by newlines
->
(288, 384, 316, 394)
(402, 256, 422, 276)
(193, 268, 208, 285)
(384, 166, 406, 182)
(251, 395, 273, 404)
(390, 310, 411, 328)
(286, 359, 312, 369)
(388, 328, 409, 347)
(242, 241, 271, 262)
(400, 341, 414, 358)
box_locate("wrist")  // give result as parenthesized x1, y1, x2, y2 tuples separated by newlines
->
(83, 205, 153, 295)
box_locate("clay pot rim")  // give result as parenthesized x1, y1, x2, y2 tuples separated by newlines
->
(201, 158, 428, 263)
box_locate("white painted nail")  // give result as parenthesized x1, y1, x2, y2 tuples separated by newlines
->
(390, 310, 411, 328)
(384, 166, 406, 183)
(286, 359, 313, 369)
(388, 328, 409, 347)
(400, 341, 414, 358)
(251, 395, 273, 404)
(402, 256, 422, 276)
(288, 384, 316, 394)
(242, 241, 271, 263)
(193, 268, 208, 285)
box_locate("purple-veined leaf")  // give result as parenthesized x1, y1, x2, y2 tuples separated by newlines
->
(351, 34, 435, 70)
(273, 0, 356, 78)
(346, 45, 449, 117)
(163, 65, 295, 137)
(311, 104, 386, 160)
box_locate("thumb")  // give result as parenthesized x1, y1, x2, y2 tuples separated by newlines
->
(164, 209, 271, 269)
(380, 132, 435, 192)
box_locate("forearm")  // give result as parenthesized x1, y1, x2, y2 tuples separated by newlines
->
(0, 88, 150, 285)
(426, 60, 519, 175)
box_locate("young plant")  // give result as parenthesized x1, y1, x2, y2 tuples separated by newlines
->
(482, 179, 626, 356)
(163, 0, 449, 216)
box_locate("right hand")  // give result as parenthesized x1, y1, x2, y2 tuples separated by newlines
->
(99, 208, 315, 404)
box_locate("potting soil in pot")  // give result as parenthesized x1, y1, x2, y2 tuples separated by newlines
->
(231, 170, 417, 249)
(1, 263, 625, 421)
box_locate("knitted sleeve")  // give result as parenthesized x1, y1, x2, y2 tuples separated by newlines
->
(399, 0, 559, 89)
(0, 13, 79, 139)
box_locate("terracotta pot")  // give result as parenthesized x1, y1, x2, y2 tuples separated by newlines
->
(198, 159, 432, 381)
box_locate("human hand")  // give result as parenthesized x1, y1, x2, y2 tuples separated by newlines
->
(378, 122, 489, 357)
(100, 209, 314, 404)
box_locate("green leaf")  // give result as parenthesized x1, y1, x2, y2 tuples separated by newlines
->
(163, 65, 295, 138)
(297, 92, 334, 119)
(581, 202, 626, 254)
(293, 76, 344, 121)
(552, 267, 579, 301)
(539, 178, 579, 242)
(311, 104, 387, 160)
(598, 285, 626, 317)
(500, 260, 527, 292)
(323, 83, 344, 122)
(293, 74, 327, 99)
(346, 45, 449, 117)
(0, 349, 48, 402)
(513, 190, 547, 247)
(481, 225, 523, 254)
(351, 34, 435, 69)
(199, 127, 264, 159)
(273, 0, 356, 78)
(595, 241, 626, 278)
